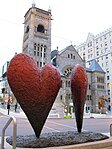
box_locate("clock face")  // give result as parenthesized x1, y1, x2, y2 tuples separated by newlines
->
(63, 68, 72, 77)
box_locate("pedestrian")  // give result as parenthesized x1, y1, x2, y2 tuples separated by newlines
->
(7, 101, 10, 115)
(15, 102, 18, 112)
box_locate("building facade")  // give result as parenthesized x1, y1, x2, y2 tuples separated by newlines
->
(51, 46, 106, 116)
(22, 2, 52, 67)
(76, 29, 112, 107)
(0, 3, 107, 117)
(21, 3, 107, 117)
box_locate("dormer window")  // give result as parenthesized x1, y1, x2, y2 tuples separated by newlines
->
(37, 24, 45, 33)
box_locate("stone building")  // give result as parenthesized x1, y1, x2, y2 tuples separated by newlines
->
(86, 60, 106, 113)
(21, 3, 107, 117)
(22, 2, 52, 67)
(0, 3, 106, 117)
(51, 46, 106, 116)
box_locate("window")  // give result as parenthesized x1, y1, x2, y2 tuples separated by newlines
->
(96, 39, 98, 44)
(104, 35, 107, 40)
(64, 68, 72, 77)
(37, 44, 40, 56)
(97, 77, 104, 83)
(96, 46, 99, 50)
(96, 51, 99, 56)
(34, 43, 37, 56)
(44, 45, 46, 58)
(40, 62, 42, 67)
(97, 85, 104, 89)
(34, 43, 46, 58)
(106, 61, 108, 66)
(105, 42, 107, 46)
(106, 69, 109, 73)
(25, 25, 29, 33)
(66, 81, 70, 87)
(37, 24, 45, 33)
(107, 76, 110, 80)
(106, 55, 108, 59)
(88, 42, 92, 47)
(37, 61, 39, 66)
(97, 58, 99, 62)
(60, 95, 63, 100)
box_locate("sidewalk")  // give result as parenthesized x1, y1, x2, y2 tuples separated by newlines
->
(0, 107, 27, 119)
(84, 112, 112, 119)
(1, 107, 112, 119)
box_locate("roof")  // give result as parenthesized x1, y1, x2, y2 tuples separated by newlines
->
(86, 67, 92, 72)
(24, 6, 51, 18)
(56, 66, 65, 77)
(89, 59, 105, 73)
(58, 45, 73, 55)
(51, 50, 58, 59)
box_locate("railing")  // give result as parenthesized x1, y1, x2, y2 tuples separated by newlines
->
(110, 124, 112, 136)
(1, 115, 17, 149)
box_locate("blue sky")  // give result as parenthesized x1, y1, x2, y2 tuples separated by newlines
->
(0, 0, 112, 75)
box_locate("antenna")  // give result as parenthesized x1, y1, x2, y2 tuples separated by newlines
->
(32, 0, 36, 7)
(48, 5, 51, 12)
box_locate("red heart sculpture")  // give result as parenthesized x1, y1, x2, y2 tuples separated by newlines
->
(7, 53, 61, 137)
(71, 64, 88, 133)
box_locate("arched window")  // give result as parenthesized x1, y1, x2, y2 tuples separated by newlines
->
(37, 24, 45, 33)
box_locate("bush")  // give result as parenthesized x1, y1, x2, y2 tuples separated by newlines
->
(64, 115, 72, 118)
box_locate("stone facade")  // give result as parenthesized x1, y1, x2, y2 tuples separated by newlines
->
(22, 3, 51, 67)
(21, 4, 106, 117)
(51, 47, 106, 116)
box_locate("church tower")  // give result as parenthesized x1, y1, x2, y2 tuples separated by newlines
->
(22, 2, 52, 67)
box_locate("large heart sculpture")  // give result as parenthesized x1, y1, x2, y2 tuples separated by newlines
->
(7, 53, 61, 138)
(71, 64, 88, 133)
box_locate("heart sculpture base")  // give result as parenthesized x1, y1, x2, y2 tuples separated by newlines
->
(6, 131, 109, 148)
(7, 53, 61, 137)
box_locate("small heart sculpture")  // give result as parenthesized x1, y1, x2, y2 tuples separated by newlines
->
(7, 53, 61, 137)
(71, 64, 88, 133)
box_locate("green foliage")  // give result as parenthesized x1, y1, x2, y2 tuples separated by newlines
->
(64, 115, 72, 118)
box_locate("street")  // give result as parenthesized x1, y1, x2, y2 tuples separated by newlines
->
(0, 116, 112, 137)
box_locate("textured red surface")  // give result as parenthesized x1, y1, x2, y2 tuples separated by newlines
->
(71, 64, 88, 133)
(7, 53, 61, 137)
